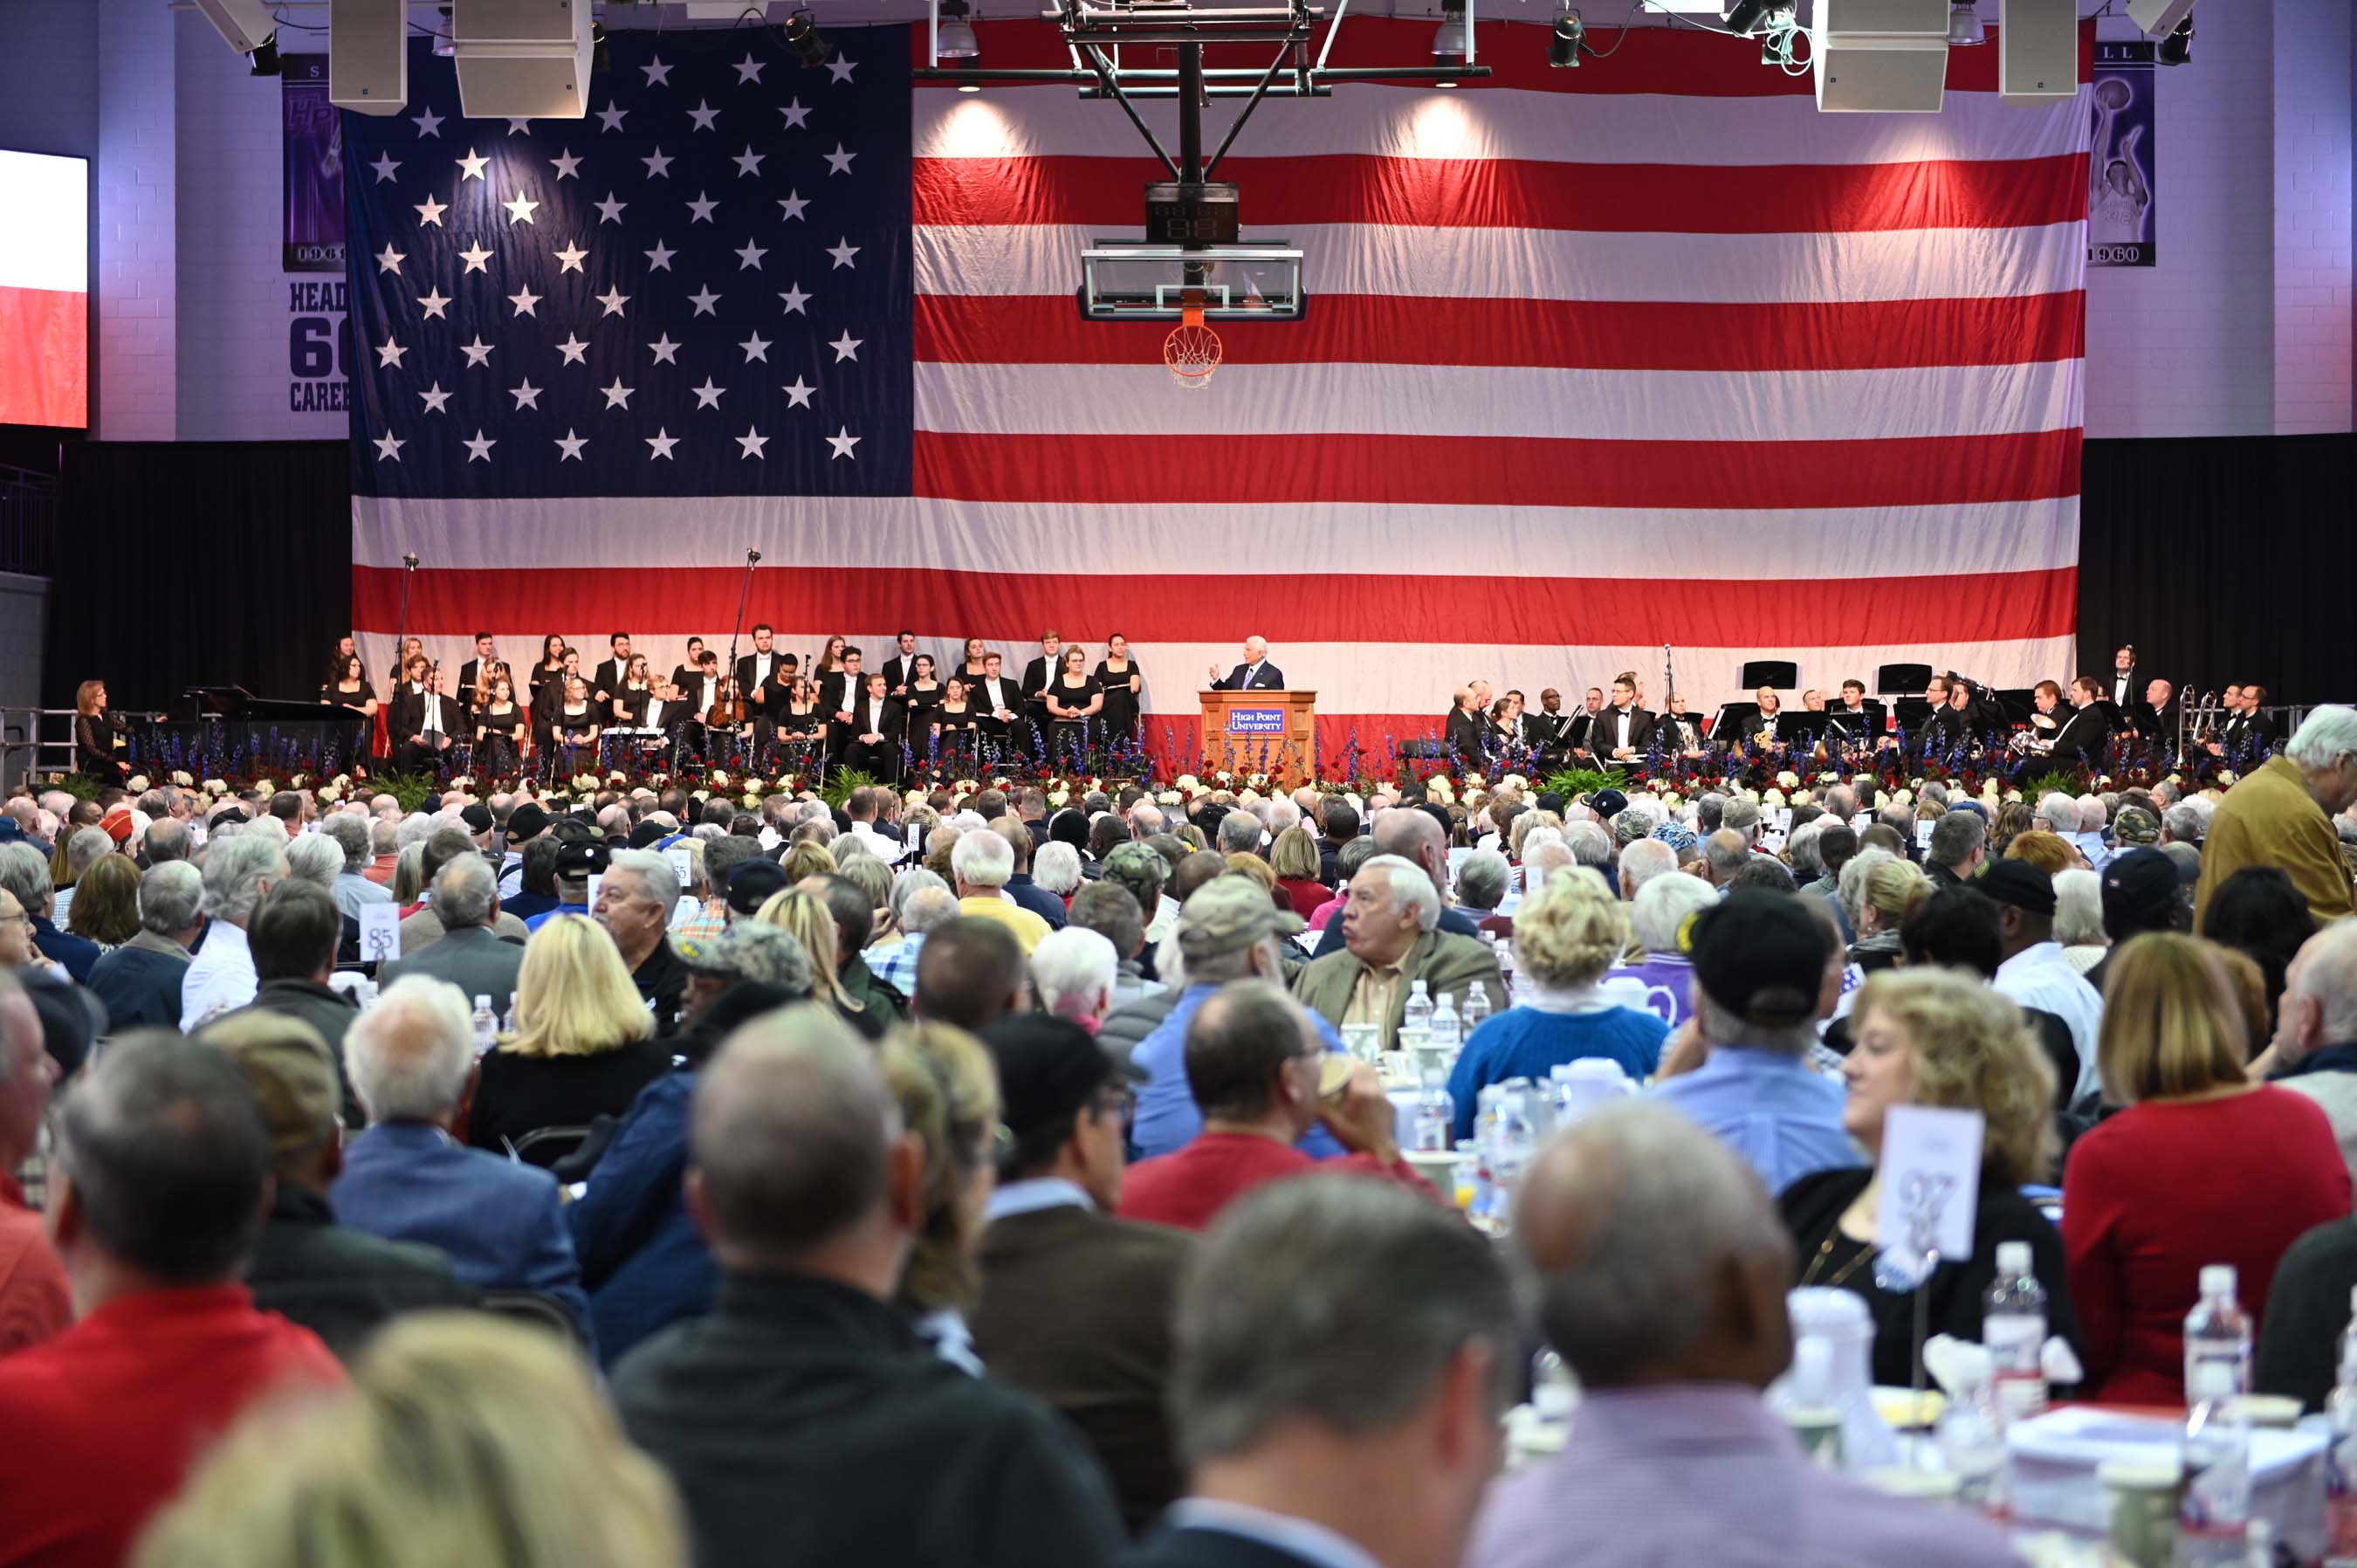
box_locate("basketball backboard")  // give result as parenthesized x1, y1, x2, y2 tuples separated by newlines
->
(1079, 243, 1306, 320)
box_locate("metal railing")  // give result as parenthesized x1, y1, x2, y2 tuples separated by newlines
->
(0, 465, 57, 580)
(0, 707, 76, 798)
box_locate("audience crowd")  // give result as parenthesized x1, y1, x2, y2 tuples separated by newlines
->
(0, 702, 2355, 1568)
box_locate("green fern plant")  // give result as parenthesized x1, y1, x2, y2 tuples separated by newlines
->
(817, 768, 879, 811)
(1543, 766, 1625, 800)
(371, 771, 440, 814)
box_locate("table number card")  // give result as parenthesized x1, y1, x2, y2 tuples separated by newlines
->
(1876, 1104, 1983, 1261)
(358, 903, 401, 966)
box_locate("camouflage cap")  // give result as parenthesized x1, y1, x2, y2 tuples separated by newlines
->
(676, 918, 814, 994)
(2113, 804, 2161, 846)
(1177, 874, 1305, 961)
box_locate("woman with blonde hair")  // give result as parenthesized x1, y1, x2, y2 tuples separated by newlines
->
(878, 1021, 1000, 1373)
(390, 841, 427, 905)
(755, 887, 882, 1039)
(1443, 871, 1668, 1140)
(1844, 854, 1931, 980)
(467, 914, 670, 1164)
(1780, 968, 2081, 1387)
(1268, 826, 1327, 919)
(2063, 933, 2351, 1404)
(779, 840, 837, 885)
(134, 1313, 686, 1568)
(65, 852, 141, 947)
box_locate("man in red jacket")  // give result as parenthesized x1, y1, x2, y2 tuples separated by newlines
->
(0, 1033, 344, 1567)
(1120, 979, 1430, 1232)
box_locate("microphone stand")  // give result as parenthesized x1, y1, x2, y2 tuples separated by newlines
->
(1661, 643, 1679, 753)
(393, 552, 419, 696)
(719, 547, 761, 757)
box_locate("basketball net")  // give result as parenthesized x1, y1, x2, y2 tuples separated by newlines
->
(1164, 294, 1222, 393)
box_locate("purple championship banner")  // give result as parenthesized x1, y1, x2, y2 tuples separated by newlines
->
(282, 56, 345, 274)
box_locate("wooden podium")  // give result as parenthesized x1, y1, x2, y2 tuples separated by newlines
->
(1199, 689, 1316, 787)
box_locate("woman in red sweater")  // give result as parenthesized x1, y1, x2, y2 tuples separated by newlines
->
(1269, 828, 1330, 922)
(2062, 933, 2352, 1406)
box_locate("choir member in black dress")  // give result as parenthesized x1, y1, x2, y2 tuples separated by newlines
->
(903, 655, 945, 739)
(1044, 647, 1103, 764)
(957, 636, 993, 687)
(671, 636, 708, 698)
(933, 677, 979, 773)
(73, 680, 130, 788)
(813, 634, 849, 690)
(609, 655, 656, 726)
(323, 635, 358, 690)
(1095, 633, 1142, 748)
(554, 677, 601, 775)
(835, 672, 906, 779)
(776, 677, 826, 772)
(386, 636, 424, 689)
(533, 647, 581, 754)
(475, 675, 527, 778)
(527, 633, 567, 704)
(320, 655, 379, 719)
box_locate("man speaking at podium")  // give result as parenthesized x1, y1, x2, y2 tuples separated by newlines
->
(1208, 636, 1285, 691)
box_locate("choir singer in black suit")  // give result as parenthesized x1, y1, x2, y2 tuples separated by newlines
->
(835, 671, 905, 778)
(882, 630, 924, 699)
(1443, 688, 1487, 761)
(1207, 636, 1284, 691)
(591, 633, 635, 711)
(456, 633, 498, 726)
(1526, 688, 1574, 768)
(390, 660, 459, 774)
(2044, 677, 2113, 764)
(1020, 631, 1064, 753)
(1591, 674, 1653, 762)
(820, 646, 864, 720)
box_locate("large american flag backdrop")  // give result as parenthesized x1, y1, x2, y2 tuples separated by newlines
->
(346, 20, 2090, 768)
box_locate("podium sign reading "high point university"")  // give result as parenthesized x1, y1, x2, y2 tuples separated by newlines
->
(1227, 708, 1287, 735)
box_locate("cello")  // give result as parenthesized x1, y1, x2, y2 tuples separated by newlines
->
(706, 676, 750, 730)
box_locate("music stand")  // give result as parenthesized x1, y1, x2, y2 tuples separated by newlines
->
(1739, 660, 1798, 691)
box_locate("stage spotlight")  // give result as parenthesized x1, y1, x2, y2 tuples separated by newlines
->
(1720, 0, 1781, 36)
(1946, 2, 1985, 45)
(785, 10, 834, 67)
(249, 34, 281, 75)
(938, 0, 980, 59)
(590, 22, 610, 75)
(1549, 11, 1586, 66)
(2156, 15, 2193, 65)
(1431, 0, 1467, 58)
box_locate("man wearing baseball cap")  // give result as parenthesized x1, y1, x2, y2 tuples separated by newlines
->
(1981, 858, 2104, 1104)
(497, 801, 552, 898)
(971, 1015, 1186, 1534)
(1652, 889, 1864, 1195)
(2083, 847, 2187, 997)
(1130, 877, 1343, 1160)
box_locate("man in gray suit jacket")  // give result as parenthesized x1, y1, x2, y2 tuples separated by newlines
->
(381, 856, 526, 1019)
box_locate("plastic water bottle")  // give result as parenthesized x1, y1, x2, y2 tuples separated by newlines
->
(1429, 994, 1461, 1062)
(1495, 940, 1518, 1007)
(1399, 978, 1433, 1056)
(2181, 1359, 2252, 1565)
(1462, 981, 1493, 1035)
(1489, 1084, 1534, 1234)
(1984, 1239, 2050, 1425)
(2184, 1264, 2253, 1401)
(2326, 1329, 2357, 1565)
(471, 994, 498, 1057)
(1935, 1351, 2007, 1515)
(500, 1001, 519, 1037)
(1411, 1087, 1455, 1152)
(1453, 1138, 1484, 1217)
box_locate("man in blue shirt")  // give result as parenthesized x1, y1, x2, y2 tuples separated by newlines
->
(1651, 888, 1864, 1196)
(1131, 877, 1343, 1160)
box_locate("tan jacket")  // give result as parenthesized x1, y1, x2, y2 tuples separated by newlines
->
(1291, 928, 1505, 1040)
(2195, 755, 2354, 929)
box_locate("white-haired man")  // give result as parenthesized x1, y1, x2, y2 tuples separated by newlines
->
(330, 975, 590, 1338)
(2197, 704, 2357, 927)
(1207, 636, 1284, 691)
(1294, 855, 1504, 1054)
(2249, 924, 2357, 1187)
(951, 828, 1052, 954)
(597, 848, 687, 1033)
(179, 834, 289, 1031)
(1468, 1104, 2016, 1568)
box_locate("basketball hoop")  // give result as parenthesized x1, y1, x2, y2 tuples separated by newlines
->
(1164, 301, 1223, 392)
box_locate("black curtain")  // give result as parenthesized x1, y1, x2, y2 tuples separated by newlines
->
(45, 442, 352, 712)
(2078, 432, 2352, 706)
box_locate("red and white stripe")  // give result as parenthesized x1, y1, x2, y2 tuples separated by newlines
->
(0, 150, 87, 430)
(356, 17, 2090, 770)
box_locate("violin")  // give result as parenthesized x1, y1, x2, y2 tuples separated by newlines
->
(707, 677, 750, 728)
